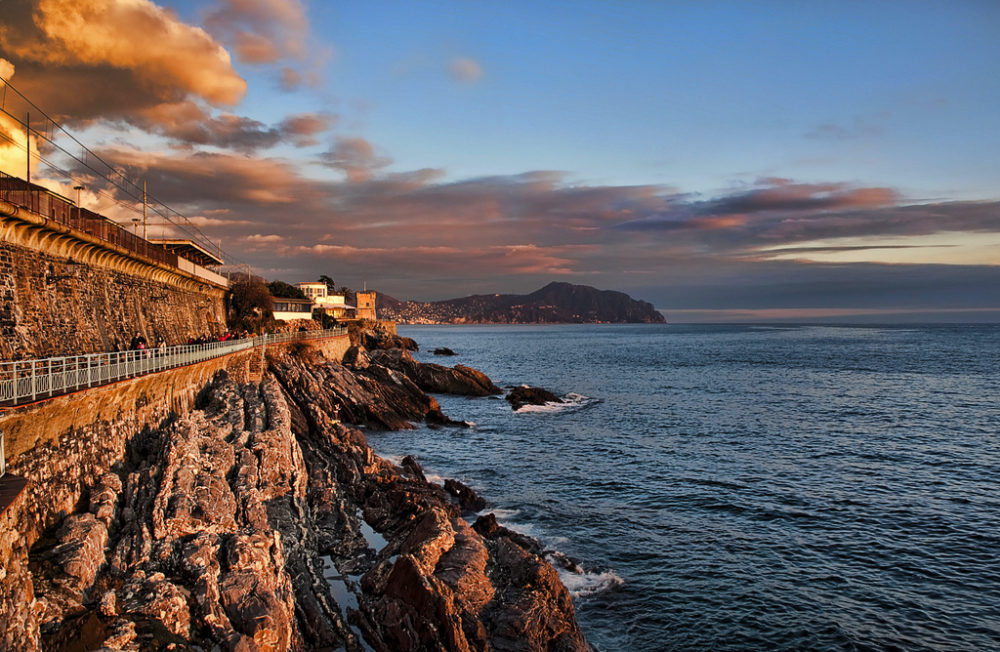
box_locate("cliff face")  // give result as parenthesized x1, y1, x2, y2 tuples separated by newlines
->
(378, 281, 666, 324)
(16, 345, 589, 651)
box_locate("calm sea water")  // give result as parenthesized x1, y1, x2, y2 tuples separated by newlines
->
(367, 324, 1000, 651)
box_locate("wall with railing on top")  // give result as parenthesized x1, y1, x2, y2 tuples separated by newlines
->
(1, 172, 180, 269)
(0, 326, 348, 410)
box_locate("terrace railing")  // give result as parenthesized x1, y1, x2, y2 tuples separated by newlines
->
(0, 327, 348, 409)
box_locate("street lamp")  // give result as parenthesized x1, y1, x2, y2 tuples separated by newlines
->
(73, 185, 84, 224)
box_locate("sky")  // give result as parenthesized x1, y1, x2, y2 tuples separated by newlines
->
(1, 0, 999, 321)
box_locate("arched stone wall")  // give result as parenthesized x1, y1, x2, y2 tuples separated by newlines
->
(1, 213, 227, 360)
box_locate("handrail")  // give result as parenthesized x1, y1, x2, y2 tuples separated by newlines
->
(0, 327, 348, 408)
(0, 172, 226, 287)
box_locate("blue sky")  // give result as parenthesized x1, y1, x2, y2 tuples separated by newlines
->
(1, 0, 999, 320)
(296, 1, 1000, 196)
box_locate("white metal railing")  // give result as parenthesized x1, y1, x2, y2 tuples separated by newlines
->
(0, 327, 347, 408)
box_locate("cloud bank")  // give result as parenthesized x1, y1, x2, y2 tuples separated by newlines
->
(89, 141, 1000, 312)
(2, 0, 997, 320)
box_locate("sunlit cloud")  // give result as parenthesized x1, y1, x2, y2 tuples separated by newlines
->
(320, 137, 392, 183)
(203, 0, 309, 64)
(759, 232, 1000, 266)
(0, 0, 247, 120)
(448, 57, 484, 84)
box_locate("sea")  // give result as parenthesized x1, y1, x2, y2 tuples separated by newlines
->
(365, 323, 1000, 651)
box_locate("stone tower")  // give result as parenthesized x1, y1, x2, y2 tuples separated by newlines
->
(356, 291, 377, 320)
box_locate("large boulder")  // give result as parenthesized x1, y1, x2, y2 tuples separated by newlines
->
(367, 348, 502, 396)
(507, 386, 563, 411)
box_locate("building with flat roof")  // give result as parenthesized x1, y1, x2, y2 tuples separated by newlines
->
(272, 297, 315, 321)
(296, 282, 356, 319)
(297, 281, 327, 300)
(149, 239, 224, 267)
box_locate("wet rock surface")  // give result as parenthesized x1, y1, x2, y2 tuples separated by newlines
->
(445, 479, 488, 514)
(507, 386, 564, 411)
(23, 337, 589, 651)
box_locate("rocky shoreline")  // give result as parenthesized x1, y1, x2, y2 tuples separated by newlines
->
(23, 331, 590, 651)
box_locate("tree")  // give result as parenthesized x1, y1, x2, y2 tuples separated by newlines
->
(318, 274, 336, 295)
(267, 280, 308, 299)
(228, 279, 273, 332)
(339, 285, 356, 303)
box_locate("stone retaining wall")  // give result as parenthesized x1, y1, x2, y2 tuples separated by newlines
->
(0, 325, 350, 649)
(0, 345, 258, 649)
(0, 241, 227, 360)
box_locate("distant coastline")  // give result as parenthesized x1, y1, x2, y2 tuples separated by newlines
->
(378, 281, 666, 325)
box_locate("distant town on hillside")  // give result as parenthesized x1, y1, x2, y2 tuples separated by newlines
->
(375, 282, 666, 324)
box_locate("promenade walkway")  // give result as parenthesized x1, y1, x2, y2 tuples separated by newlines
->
(0, 327, 347, 410)
(0, 327, 348, 502)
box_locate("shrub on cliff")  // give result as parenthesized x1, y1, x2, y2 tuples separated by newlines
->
(267, 280, 308, 299)
(228, 279, 273, 332)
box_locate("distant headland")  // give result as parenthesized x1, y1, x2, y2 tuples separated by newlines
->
(377, 281, 666, 324)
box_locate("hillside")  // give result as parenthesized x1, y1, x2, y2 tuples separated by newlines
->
(377, 281, 666, 324)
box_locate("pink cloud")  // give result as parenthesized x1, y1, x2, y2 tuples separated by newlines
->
(448, 57, 484, 84)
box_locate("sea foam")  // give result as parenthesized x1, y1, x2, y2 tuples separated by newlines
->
(555, 564, 625, 599)
(515, 392, 597, 414)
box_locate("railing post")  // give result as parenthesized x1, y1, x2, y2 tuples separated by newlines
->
(31, 360, 36, 402)
(0, 430, 5, 478)
(87, 355, 93, 387)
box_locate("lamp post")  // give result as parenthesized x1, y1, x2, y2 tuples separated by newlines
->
(73, 185, 84, 224)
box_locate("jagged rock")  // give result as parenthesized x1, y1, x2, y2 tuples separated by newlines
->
(89, 472, 123, 528)
(368, 348, 502, 396)
(507, 386, 563, 411)
(25, 342, 589, 652)
(118, 573, 191, 639)
(433, 347, 457, 356)
(51, 513, 108, 590)
(444, 479, 487, 513)
(473, 513, 545, 557)
(400, 456, 427, 482)
(341, 345, 370, 369)
(98, 591, 117, 617)
(435, 518, 494, 615)
(359, 329, 419, 352)
(400, 508, 456, 575)
(271, 353, 444, 430)
(218, 533, 295, 652)
(101, 619, 137, 650)
(488, 538, 586, 651)
(373, 554, 469, 651)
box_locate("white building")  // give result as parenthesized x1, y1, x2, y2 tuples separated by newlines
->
(296, 281, 356, 319)
(271, 297, 315, 321)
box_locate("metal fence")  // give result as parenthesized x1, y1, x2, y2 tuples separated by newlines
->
(0, 327, 348, 408)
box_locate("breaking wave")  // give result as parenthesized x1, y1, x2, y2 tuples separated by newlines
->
(555, 564, 625, 599)
(515, 392, 597, 414)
